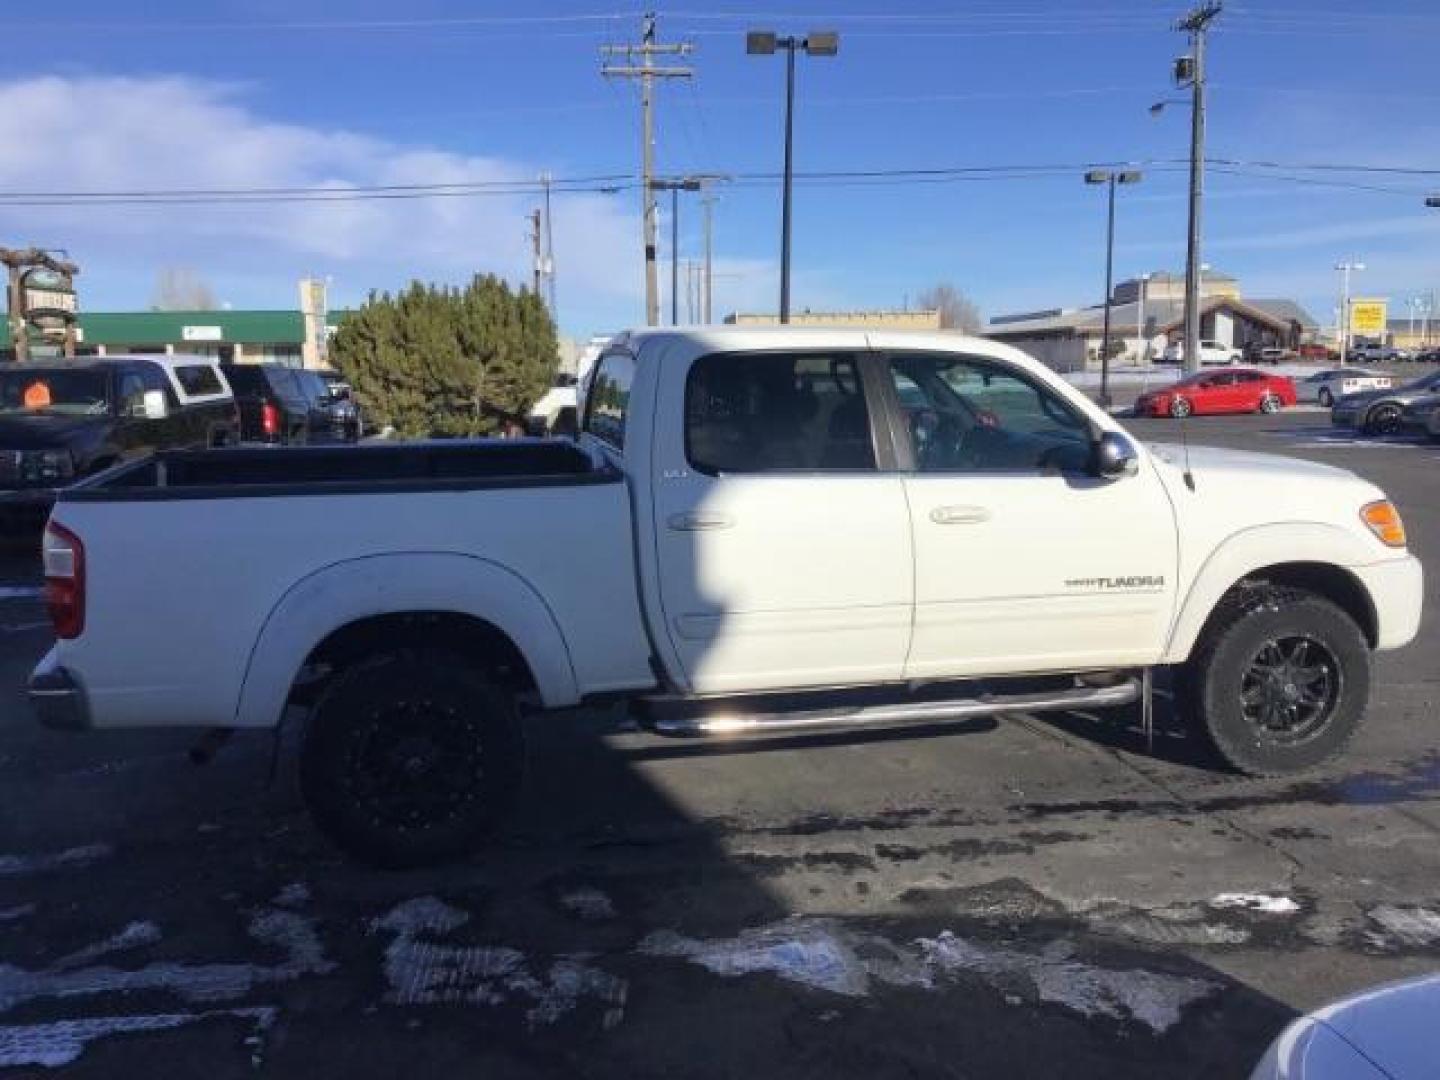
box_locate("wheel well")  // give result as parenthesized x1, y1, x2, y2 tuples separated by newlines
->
(1230, 563, 1379, 647)
(294, 612, 539, 704)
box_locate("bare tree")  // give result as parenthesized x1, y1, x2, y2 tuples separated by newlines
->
(151, 267, 219, 311)
(916, 283, 983, 333)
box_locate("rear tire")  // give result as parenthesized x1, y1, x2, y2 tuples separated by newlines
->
(1318, 388, 1334, 407)
(300, 649, 523, 868)
(1363, 404, 1402, 435)
(1178, 587, 1370, 776)
(1259, 394, 1281, 414)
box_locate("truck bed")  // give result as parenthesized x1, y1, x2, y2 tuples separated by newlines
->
(62, 439, 610, 501)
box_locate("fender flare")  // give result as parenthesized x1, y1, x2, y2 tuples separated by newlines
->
(1162, 523, 1378, 663)
(232, 552, 580, 728)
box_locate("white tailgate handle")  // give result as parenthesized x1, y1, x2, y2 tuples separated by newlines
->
(668, 511, 736, 531)
(929, 504, 992, 526)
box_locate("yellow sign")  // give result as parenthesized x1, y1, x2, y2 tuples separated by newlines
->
(1349, 299, 1387, 335)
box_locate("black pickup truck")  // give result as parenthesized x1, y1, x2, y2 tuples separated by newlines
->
(0, 354, 238, 530)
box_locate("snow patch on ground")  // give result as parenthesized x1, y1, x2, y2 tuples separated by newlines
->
(370, 897, 626, 1028)
(1367, 905, 1440, 949)
(642, 918, 1216, 1033)
(0, 1008, 275, 1069)
(273, 883, 311, 908)
(53, 921, 162, 971)
(1209, 893, 1302, 916)
(560, 888, 616, 922)
(0, 908, 333, 1013)
(0, 843, 113, 877)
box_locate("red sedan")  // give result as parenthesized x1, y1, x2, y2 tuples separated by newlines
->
(1134, 367, 1297, 418)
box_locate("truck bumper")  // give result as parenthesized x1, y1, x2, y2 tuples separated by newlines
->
(1354, 555, 1424, 651)
(27, 646, 92, 731)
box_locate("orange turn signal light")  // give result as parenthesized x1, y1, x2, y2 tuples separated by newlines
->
(1361, 500, 1407, 548)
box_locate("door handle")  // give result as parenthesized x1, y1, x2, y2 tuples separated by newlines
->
(668, 511, 736, 531)
(929, 504, 991, 525)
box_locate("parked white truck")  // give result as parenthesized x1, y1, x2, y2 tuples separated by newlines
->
(29, 328, 1423, 866)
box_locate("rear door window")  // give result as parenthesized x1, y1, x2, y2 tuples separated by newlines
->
(685, 352, 876, 473)
(173, 364, 225, 399)
(583, 352, 635, 452)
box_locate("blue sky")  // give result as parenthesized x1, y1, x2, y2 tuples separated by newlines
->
(2, 1, 1439, 338)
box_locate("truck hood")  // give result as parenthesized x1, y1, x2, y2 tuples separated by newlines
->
(0, 413, 109, 451)
(1144, 442, 1361, 484)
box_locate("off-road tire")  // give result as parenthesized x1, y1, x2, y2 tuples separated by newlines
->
(1178, 586, 1370, 776)
(300, 649, 523, 868)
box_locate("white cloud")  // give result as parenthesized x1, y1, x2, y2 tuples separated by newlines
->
(0, 75, 640, 331)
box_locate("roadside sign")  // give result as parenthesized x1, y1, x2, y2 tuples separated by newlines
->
(182, 325, 223, 342)
(1349, 299, 1387, 335)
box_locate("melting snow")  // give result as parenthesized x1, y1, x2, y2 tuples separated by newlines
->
(0, 843, 113, 877)
(1209, 893, 1301, 916)
(642, 918, 1216, 1033)
(0, 908, 333, 1013)
(370, 897, 626, 1026)
(0, 1008, 275, 1069)
(1367, 905, 1440, 949)
(560, 888, 616, 922)
(53, 921, 162, 971)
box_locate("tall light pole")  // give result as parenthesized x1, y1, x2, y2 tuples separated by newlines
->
(1137, 272, 1152, 364)
(1154, 3, 1221, 374)
(1085, 169, 1143, 408)
(747, 29, 839, 324)
(1335, 261, 1365, 361)
(701, 194, 717, 323)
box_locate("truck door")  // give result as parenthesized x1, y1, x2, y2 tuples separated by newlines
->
(647, 348, 913, 695)
(880, 350, 1177, 678)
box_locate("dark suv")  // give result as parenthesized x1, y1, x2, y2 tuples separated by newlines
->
(220, 363, 351, 445)
(1, 355, 238, 529)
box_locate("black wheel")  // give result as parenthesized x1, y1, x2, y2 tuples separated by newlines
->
(1179, 587, 1370, 775)
(1364, 404, 1402, 435)
(1258, 393, 1281, 414)
(1318, 388, 1334, 407)
(1170, 396, 1193, 418)
(300, 650, 523, 868)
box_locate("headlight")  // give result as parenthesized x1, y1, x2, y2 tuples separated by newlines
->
(19, 449, 75, 484)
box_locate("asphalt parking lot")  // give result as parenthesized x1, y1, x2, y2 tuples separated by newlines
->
(1, 410, 1437, 1078)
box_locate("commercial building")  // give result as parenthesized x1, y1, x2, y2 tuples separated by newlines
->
(725, 309, 943, 330)
(987, 271, 1318, 373)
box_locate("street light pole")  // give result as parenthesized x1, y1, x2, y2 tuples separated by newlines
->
(1335, 261, 1365, 361)
(1085, 169, 1142, 409)
(748, 29, 839, 324)
(671, 185, 680, 324)
(1173, 3, 1221, 375)
(1137, 273, 1151, 363)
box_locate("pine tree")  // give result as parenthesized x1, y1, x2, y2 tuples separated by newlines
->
(331, 276, 559, 439)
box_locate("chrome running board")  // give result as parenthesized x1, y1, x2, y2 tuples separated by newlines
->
(645, 677, 1140, 737)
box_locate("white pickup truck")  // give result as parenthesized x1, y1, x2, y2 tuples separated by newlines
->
(29, 328, 1423, 866)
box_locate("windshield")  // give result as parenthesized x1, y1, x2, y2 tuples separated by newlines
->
(0, 368, 111, 416)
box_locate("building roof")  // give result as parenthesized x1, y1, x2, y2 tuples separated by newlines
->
(70, 308, 361, 346)
(988, 295, 1318, 338)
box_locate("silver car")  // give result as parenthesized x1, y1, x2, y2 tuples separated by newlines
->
(1331, 369, 1440, 434)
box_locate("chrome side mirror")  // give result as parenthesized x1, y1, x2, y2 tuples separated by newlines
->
(1093, 431, 1139, 480)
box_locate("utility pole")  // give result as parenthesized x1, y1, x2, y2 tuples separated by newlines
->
(539, 171, 558, 322)
(527, 209, 543, 296)
(601, 13, 693, 327)
(1176, 2, 1221, 375)
(1335, 261, 1365, 360)
(701, 194, 716, 323)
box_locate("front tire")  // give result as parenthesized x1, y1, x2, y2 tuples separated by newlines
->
(1318, 388, 1334, 407)
(1170, 396, 1193, 418)
(300, 650, 523, 868)
(1259, 393, 1281, 414)
(1179, 587, 1370, 776)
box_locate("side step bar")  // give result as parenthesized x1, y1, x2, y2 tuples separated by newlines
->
(646, 677, 1141, 738)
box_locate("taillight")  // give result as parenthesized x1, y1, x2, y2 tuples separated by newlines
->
(261, 400, 280, 437)
(43, 521, 85, 639)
